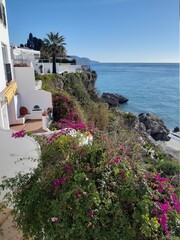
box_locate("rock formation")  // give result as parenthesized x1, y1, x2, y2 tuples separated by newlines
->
(102, 93, 128, 107)
(138, 113, 170, 141)
(173, 127, 179, 133)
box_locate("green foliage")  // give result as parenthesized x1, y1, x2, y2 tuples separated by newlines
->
(88, 103, 109, 130)
(62, 72, 92, 108)
(42, 32, 66, 73)
(26, 32, 43, 50)
(122, 112, 137, 128)
(36, 73, 109, 130)
(36, 74, 58, 94)
(156, 160, 180, 177)
(1, 133, 179, 240)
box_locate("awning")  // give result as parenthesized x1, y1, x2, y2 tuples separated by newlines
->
(3, 81, 17, 104)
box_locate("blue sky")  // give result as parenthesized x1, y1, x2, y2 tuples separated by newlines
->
(6, 0, 179, 62)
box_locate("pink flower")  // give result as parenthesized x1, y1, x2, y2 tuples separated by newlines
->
(152, 195, 159, 201)
(120, 145, 129, 153)
(114, 157, 120, 164)
(87, 210, 94, 217)
(158, 213, 170, 239)
(51, 217, 58, 222)
(157, 202, 170, 213)
(11, 130, 26, 138)
(172, 195, 180, 212)
(75, 193, 81, 199)
(64, 165, 73, 174)
(75, 189, 81, 199)
(53, 175, 68, 188)
(174, 201, 180, 212)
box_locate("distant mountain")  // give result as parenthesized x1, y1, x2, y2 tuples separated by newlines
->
(70, 56, 99, 65)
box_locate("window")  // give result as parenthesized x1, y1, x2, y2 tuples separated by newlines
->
(0, 3, 6, 27)
(2, 44, 12, 83)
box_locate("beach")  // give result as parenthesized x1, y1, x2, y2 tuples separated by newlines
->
(157, 133, 180, 161)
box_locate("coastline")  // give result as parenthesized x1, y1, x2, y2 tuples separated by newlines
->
(148, 133, 180, 161)
(93, 62, 179, 130)
(159, 133, 180, 161)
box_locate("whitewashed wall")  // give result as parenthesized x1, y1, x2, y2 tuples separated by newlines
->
(0, 101, 9, 129)
(14, 67, 52, 119)
(0, 0, 14, 129)
(8, 94, 25, 125)
(0, 129, 40, 201)
(0, 0, 13, 92)
(35, 63, 82, 74)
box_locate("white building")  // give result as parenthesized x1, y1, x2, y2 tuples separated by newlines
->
(35, 61, 82, 74)
(0, 0, 52, 130)
(14, 66, 52, 122)
(12, 46, 40, 67)
(0, 0, 16, 129)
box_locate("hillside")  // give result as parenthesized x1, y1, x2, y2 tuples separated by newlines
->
(70, 56, 99, 65)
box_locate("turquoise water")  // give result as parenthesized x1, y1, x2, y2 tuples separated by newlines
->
(91, 63, 179, 129)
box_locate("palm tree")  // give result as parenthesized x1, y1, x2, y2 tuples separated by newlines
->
(43, 32, 66, 74)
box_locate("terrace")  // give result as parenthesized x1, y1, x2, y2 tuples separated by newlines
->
(10, 119, 46, 133)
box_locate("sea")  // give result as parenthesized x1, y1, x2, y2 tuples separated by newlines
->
(91, 63, 179, 130)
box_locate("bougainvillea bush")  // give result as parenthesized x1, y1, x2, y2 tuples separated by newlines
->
(52, 93, 90, 131)
(1, 132, 179, 240)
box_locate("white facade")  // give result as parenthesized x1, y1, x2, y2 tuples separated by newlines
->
(35, 62, 82, 74)
(12, 46, 40, 66)
(0, 0, 52, 129)
(14, 66, 52, 120)
(0, 0, 14, 129)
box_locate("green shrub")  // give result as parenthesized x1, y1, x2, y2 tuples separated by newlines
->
(156, 160, 180, 177)
(1, 133, 179, 240)
(88, 103, 109, 130)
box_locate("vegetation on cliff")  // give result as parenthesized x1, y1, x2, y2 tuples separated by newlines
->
(1, 71, 179, 240)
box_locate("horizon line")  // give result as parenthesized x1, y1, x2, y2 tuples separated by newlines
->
(93, 61, 179, 64)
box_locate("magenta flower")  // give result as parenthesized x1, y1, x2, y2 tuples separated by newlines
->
(64, 165, 73, 174)
(53, 175, 68, 188)
(154, 174, 168, 183)
(114, 157, 120, 164)
(158, 213, 169, 235)
(11, 130, 26, 138)
(157, 202, 169, 212)
(171, 195, 180, 212)
(67, 166, 73, 174)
